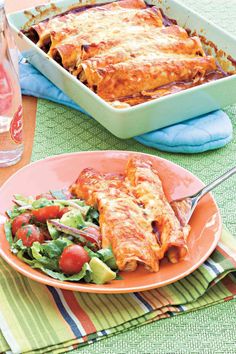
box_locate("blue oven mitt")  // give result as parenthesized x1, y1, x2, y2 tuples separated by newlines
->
(19, 56, 233, 153)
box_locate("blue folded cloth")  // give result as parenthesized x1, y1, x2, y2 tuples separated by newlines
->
(19, 56, 233, 153)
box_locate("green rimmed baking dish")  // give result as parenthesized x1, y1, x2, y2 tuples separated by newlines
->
(8, 0, 236, 138)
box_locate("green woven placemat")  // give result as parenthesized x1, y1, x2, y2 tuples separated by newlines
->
(31, 0, 236, 352)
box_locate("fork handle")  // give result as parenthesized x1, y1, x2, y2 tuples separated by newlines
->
(194, 166, 236, 201)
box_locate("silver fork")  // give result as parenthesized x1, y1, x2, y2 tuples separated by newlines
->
(170, 166, 236, 226)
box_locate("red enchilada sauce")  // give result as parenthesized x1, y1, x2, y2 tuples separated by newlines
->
(112, 70, 227, 106)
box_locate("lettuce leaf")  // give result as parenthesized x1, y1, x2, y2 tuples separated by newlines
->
(6, 205, 25, 219)
(84, 246, 118, 270)
(33, 262, 92, 282)
(13, 194, 34, 206)
(11, 239, 27, 253)
(31, 242, 59, 271)
(84, 246, 100, 259)
(32, 198, 53, 209)
(86, 207, 99, 225)
(4, 221, 13, 245)
(17, 249, 36, 266)
(38, 238, 73, 258)
(97, 248, 118, 270)
(46, 220, 61, 239)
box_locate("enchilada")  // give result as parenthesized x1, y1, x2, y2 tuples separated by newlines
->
(70, 156, 190, 272)
(24, 0, 227, 107)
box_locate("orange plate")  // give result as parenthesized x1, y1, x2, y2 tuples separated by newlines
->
(0, 151, 221, 293)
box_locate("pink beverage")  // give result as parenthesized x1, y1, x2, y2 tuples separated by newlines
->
(0, 0, 23, 167)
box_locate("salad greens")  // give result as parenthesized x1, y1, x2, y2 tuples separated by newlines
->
(5, 190, 118, 284)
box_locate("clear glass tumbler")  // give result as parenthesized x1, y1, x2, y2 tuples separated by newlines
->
(0, 0, 24, 167)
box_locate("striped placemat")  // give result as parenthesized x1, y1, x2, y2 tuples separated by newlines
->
(0, 227, 235, 354)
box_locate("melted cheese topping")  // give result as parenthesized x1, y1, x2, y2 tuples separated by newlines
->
(25, 0, 220, 106)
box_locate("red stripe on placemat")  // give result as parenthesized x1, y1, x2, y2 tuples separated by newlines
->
(62, 290, 97, 334)
(156, 288, 173, 306)
(216, 244, 236, 267)
(224, 296, 234, 302)
(140, 291, 161, 309)
(221, 276, 236, 295)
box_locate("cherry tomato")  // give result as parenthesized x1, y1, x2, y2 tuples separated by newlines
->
(81, 226, 102, 245)
(11, 213, 32, 235)
(57, 207, 70, 219)
(16, 225, 44, 247)
(35, 192, 55, 200)
(32, 205, 61, 223)
(59, 244, 90, 275)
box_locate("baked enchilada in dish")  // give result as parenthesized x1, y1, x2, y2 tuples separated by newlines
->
(24, 0, 228, 107)
(70, 155, 191, 272)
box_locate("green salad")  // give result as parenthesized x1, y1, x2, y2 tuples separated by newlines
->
(4, 190, 118, 284)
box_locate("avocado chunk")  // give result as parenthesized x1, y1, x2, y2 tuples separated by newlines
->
(60, 210, 85, 229)
(89, 257, 116, 284)
(47, 220, 60, 239)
